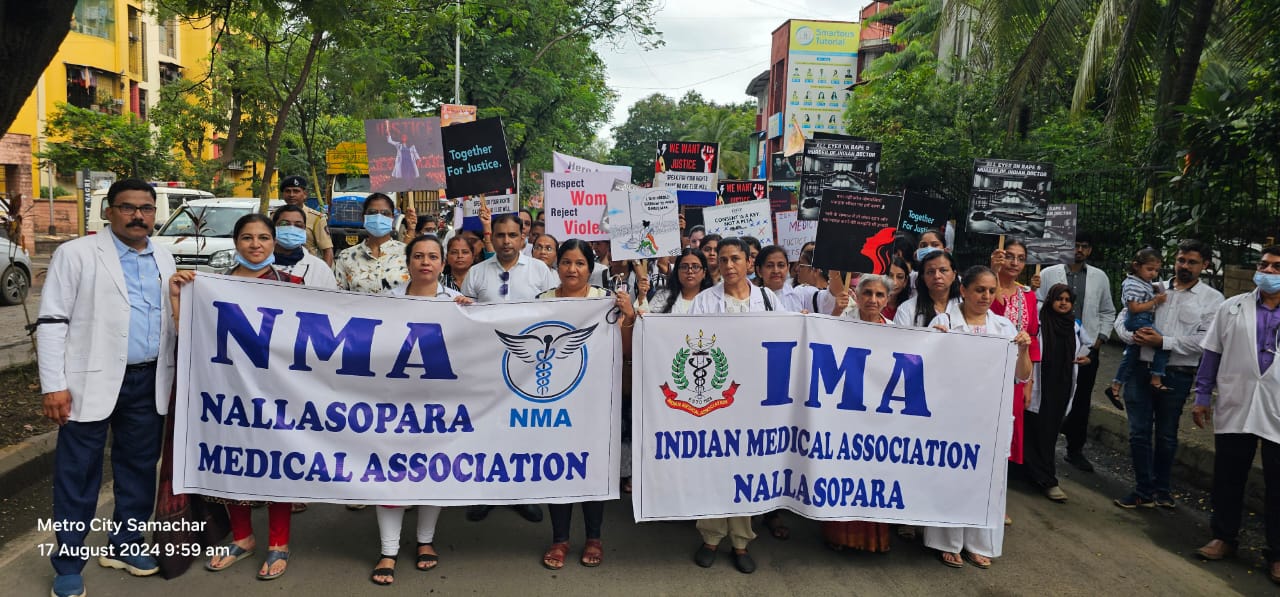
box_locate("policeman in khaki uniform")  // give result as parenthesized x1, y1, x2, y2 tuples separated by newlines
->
(279, 175, 334, 266)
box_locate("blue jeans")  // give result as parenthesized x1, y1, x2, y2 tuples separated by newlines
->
(51, 366, 163, 576)
(1122, 362, 1193, 499)
(1114, 312, 1169, 381)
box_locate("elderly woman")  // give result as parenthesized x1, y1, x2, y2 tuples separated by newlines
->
(924, 265, 1033, 569)
(333, 193, 410, 293)
(369, 234, 473, 586)
(531, 233, 559, 270)
(169, 214, 304, 580)
(271, 205, 337, 288)
(537, 239, 636, 570)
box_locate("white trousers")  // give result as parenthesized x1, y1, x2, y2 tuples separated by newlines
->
(376, 505, 443, 556)
(923, 524, 1004, 558)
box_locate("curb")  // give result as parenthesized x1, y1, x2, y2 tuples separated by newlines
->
(0, 429, 56, 500)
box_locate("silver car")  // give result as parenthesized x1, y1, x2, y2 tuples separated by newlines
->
(0, 236, 33, 306)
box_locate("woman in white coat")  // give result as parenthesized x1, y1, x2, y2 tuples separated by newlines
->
(926, 265, 1032, 569)
(1024, 284, 1092, 502)
(271, 205, 338, 289)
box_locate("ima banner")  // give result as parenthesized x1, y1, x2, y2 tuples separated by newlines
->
(655, 141, 718, 191)
(173, 275, 622, 505)
(799, 139, 881, 221)
(703, 199, 775, 246)
(718, 180, 767, 204)
(812, 190, 903, 275)
(553, 152, 632, 181)
(543, 172, 618, 241)
(967, 159, 1054, 237)
(364, 118, 446, 193)
(441, 117, 515, 199)
(633, 313, 1015, 525)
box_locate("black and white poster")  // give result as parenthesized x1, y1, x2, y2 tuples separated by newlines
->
(1024, 204, 1077, 265)
(811, 189, 903, 275)
(799, 139, 881, 221)
(770, 152, 801, 183)
(440, 117, 514, 199)
(967, 158, 1053, 237)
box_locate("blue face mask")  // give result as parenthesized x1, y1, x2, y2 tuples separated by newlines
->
(1255, 272, 1280, 294)
(275, 226, 306, 250)
(916, 247, 941, 262)
(364, 214, 394, 237)
(235, 252, 275, 271)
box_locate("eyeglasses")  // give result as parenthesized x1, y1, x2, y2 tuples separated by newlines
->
(1006, 255, 1027, 264)
(499, 270, 510, 297)
(1258, 261, 1280, 273)
(678, 264, 703, 272)
(113, 203, 156, 216)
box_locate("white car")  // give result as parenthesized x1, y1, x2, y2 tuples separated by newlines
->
(87, 186, 214, 234)
(152, 198, 285, 272)
(0, 236, 32, 306)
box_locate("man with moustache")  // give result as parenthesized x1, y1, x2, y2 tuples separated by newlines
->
(36, 179, 178, 597)
(1111, 239, 1223, 509)
(1036, 232, 1117, 471)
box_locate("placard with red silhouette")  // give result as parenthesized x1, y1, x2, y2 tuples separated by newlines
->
(811, 189, 903, 275)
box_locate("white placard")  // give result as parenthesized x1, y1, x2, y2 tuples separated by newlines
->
(702, 199, 775, 246)
(544, 172, 618, 241)
(606, 188, 681, 260)
(775, 211, 818, 261)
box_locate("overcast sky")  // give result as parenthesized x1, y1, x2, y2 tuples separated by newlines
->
(596, 0, 861, 138)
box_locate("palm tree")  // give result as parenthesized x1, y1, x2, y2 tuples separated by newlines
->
(686, 107, 754, 180)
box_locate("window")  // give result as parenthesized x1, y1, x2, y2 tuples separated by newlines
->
(158, 18, 178, 57)
(72, 0, 115, 40)
(66, 66, 98, 109)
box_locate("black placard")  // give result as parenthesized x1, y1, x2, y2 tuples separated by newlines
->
(897, 188, 950, 238)
(441, 117, 514, 199)
(1024, 204, 1077, 265)
(811, 189, 903, 275)
(718, 180, 767, 204)
(799, 139, 881, 221)
(967, 158, 1054, 237)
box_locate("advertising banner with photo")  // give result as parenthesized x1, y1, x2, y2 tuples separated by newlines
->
(784, 21, 859, 137)
(812, 190, 903, 275)
(364, 118, 446, 193)
(441, 117, 515, 199)
(967, 159, 1054, 238)
(775, 211, 818, 261)
(898, 190, 950, 237)
(553, 152, 633, 181)
(654, 141, 719, 191)
(173, 275, 622, 505)
(702, 199, 775, 246)
(632, 313, 1016, 525)
(718, 180, 768, 204)
(606, 187, 681, 260)
(543, 172, 619, 241)
(1024, 204, 1077, 265)
(799, 139, 881, 221)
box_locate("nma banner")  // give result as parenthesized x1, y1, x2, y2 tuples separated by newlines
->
(174, 274, 621, 505)
(632, 313, 1015, 527)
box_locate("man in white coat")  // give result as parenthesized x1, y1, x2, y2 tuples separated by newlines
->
(1036, 232, 1115, 471)
(36, 179, 177, 597)
(1192, 246, 1280, 584)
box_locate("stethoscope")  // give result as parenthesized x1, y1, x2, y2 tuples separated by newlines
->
(1226, 299, 1280, 355)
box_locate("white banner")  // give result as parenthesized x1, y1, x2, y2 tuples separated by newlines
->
(655, 171, 716, 192)
(553, 152, 632, 180)
(633, 313, 1015, 526)
(775, 210, 818, 261)
(544, 172, 617, 241)
(174, 274, 622, 505)
(703, 199, 775, 246)
(605, 188, 681, 260)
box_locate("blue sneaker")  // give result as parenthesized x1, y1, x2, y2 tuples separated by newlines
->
(98, 548, 160, 576)
(50, 574, 85, 597)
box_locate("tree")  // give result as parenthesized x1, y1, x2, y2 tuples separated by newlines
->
(0, 1, 78, 137)
(606, 92, 755, 184)
(38, 103, 177, 179)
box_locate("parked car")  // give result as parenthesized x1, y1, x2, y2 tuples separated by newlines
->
(0, 237, 32, 306)
(87, 185, 214, 234)
(151, 198, 285, 272)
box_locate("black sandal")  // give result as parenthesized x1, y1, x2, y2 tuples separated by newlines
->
(416, 542, 439, 571)
(370, 555, 396, 586)
(1104, 386, 1125, 410)
(763, 511, 790, 540)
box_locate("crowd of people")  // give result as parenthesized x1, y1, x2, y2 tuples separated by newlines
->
(32, 177, 1280, 596)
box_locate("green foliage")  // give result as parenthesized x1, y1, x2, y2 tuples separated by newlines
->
(608, 92, 757, 184)
(38, 185, 72, 199)
(38, 103, 178, 180)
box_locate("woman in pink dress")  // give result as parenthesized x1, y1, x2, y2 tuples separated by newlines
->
(989, 238, 1040, 468)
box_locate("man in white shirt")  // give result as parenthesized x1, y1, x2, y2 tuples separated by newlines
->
(1111, 239, 1224, 509)
(461, 214, 556, 302)
(1036, 233, 1116, 471)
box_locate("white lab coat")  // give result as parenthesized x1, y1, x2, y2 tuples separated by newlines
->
(276, 248, 339, 289)
(1027, 322, 1093, 414)
(690, 282, 783, 314)
(1201, 291, 1280, 444)
(36, 232, 177, 421)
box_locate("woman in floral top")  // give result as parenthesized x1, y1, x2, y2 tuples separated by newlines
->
(333, 193, 409, 293)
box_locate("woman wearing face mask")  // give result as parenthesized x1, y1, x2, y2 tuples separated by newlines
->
(333, 193, 410, 293)
(988, 239, 1040, 468)
(537, 239, 636, 570)
(894, 249, 961, 327)
(271, 205, 337, 289)
(369, 234, 473, 586)
(441, 235, 474, 291)
(1025, 283, 1091, 503)
(924, 265, 1033, 569)
(170, 214, 303, 580)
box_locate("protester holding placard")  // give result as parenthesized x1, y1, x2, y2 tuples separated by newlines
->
(536, 239, 637, 570)
(989, 239, 1041, 466)
(271, 205, 338, 289)
(639, 248, 712, 315)
(832, 274, 894, 326)
(925, 265, 1033, 569)
(333, 193, 410, 294)
(441, 235, 476, 291)
(894, 250, 961, 328)
(689, 237, 784, 574)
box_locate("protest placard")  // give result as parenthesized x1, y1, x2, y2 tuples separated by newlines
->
(1024, 204, 1077, 265)
(812, 189, 903, 274)
(968, 158, 1054, 237)
(606, 188, 681, 260)
(675, 190, 719, 207)
(441, 117, 514, 198)
(702, 199, 774, 246)
(770, 152, 801, 183)
(457, 192, 517, 231)
(174, 275, 622, 504)
(654, 141, 718, 191)
(775, 210, 818, 261)
(799, 139, 881, 221)
(718, 180, 767, 204)
(543, 172, 617, 241)
(633, 313, 1015, 525)
(553, 152, 632, 180)
(364, 118, 446, 193)
(898, 190, 950, 237)
(769, 187, 795, 215)
(440, 104, 477, 127)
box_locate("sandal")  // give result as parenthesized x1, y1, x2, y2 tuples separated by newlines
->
(542, 542, 570, 570)
(291, 502, 308, 513)
(962, 551, 992, 569)
(256, 550, 290, 580)
(205, 543, 254, 571)
(938, 551, 964, 568)
(416, 542, 439, 571)
(580, 539, 603, 567)
(1104, 386, 1125, 410)
(370, 555, 396, 586)
(763, 512, 790, 540)
(1151, 383, 1172, 393)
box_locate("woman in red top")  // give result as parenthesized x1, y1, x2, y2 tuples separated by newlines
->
(883, 257, 911, 321)
(169, 213, 303, 580)
(989, 238, 1040, 469)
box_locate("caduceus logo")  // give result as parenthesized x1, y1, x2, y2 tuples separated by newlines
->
(496, 321, 598, 403)
(660, 330, 739, 417)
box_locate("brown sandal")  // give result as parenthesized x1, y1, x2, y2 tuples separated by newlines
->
(581, 539, 603, 567)
(542, 542, 570, 570)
